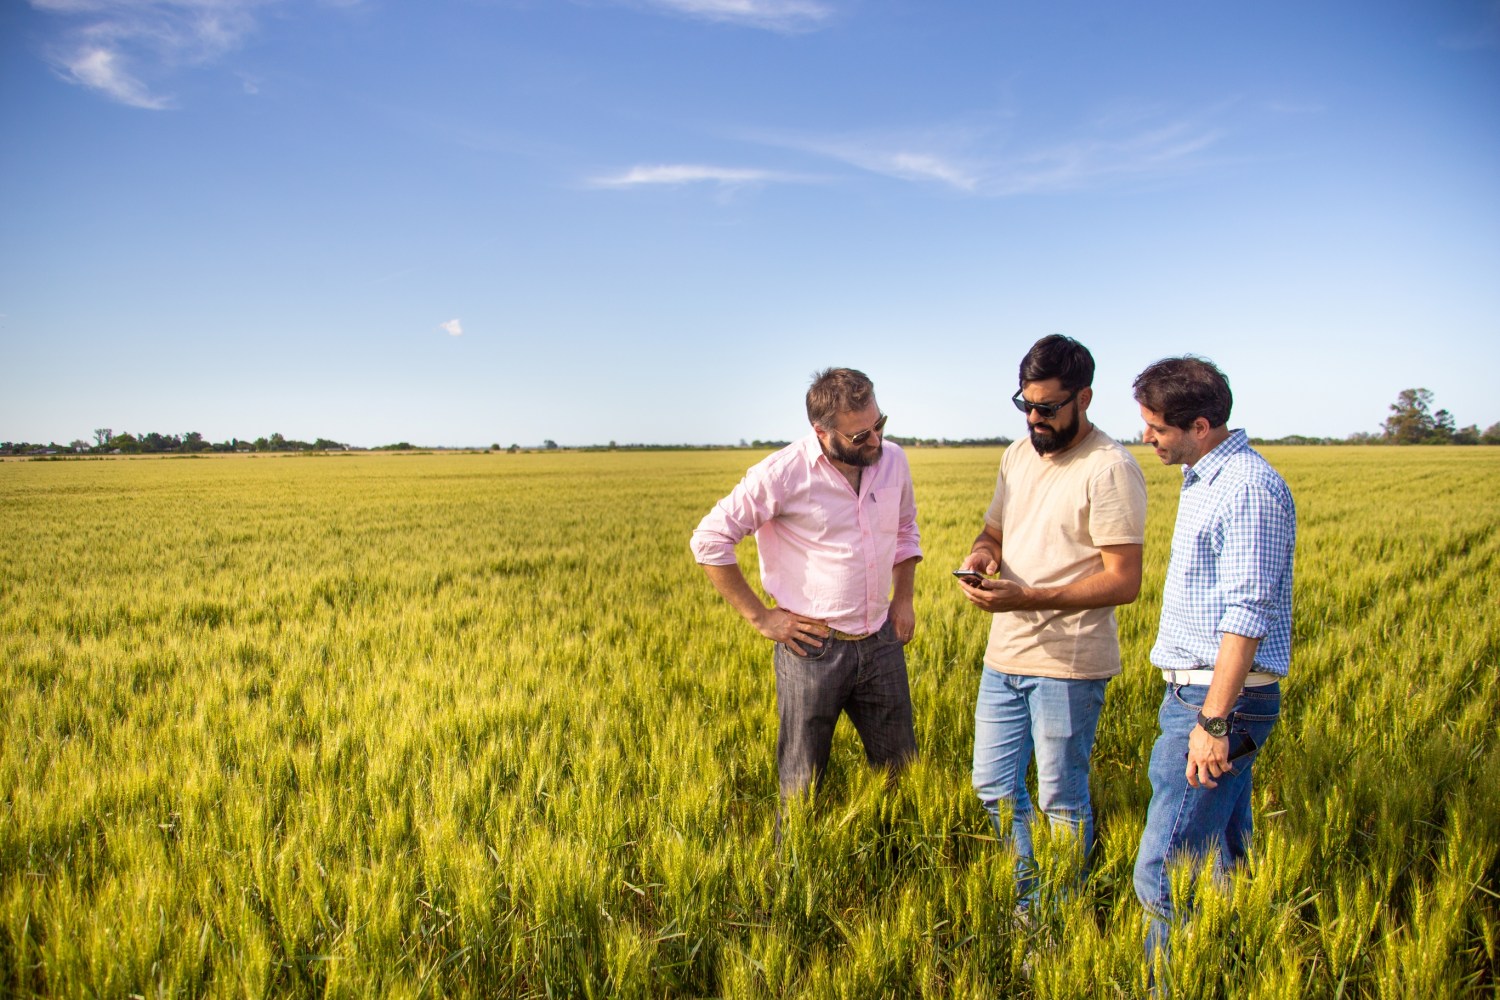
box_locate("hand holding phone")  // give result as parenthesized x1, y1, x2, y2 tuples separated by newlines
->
(952, 569, 984, 586)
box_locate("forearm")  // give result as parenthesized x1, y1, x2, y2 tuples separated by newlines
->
(891, 556, 918, 604)
(1202, 632, 1260, 718)
(1014, 568, 1140, 611)
(700, 562, 772, 627)
(1005, 543, 1142, 611)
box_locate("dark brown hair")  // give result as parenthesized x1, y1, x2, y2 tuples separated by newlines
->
(806, 368, 876, 428)
(1132, 356, 1233, 430)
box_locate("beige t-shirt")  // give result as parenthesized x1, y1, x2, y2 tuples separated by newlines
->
(983, 426, 1147, 680)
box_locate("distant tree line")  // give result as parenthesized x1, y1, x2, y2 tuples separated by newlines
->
(887, 435, 1014, 448)
(0, 429, 354, 457)
(1245, 388, 1499, 447)
(5, 390, 1495, 457)
(1256, 389, 1499, 446)
(1373, 388, 1497, 445)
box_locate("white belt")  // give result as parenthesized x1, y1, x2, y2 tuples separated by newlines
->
(1161, 668, 1280, 688)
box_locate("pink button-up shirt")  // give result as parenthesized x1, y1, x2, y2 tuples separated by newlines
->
(691, 434, 923, 634)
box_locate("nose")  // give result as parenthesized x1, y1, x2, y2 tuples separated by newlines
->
(1027, 409, 1046, 426)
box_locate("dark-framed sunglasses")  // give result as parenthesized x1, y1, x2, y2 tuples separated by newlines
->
(830, 413, 889, 447)
(1011, 389, 1077, 419)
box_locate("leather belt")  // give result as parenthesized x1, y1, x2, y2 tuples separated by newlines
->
(782, 609, 874, 642)
(1161, 668, 1280, 688)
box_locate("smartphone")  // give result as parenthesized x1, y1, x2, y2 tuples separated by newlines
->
(952, 570, 984, 585)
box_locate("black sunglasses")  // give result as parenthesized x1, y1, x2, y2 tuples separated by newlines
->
(830, 413, 889, 447)
(1011, 389, 1077, 419)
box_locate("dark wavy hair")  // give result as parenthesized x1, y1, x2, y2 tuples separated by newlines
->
(1132, 356, 1233, 430)
(806, 368, 876, 429)
(1019, 335, 1094, 392)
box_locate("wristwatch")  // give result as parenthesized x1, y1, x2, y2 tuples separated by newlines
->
(1196, 711, 1231, 738)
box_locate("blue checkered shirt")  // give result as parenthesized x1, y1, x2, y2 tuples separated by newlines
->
(1151, 429, 1296, 676)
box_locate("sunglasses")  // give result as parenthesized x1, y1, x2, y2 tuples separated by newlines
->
(830, 413, 889, 446)
(1011, 389, 1077, 419)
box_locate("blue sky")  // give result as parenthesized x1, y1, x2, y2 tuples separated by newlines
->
(3, 0, 1497, 448)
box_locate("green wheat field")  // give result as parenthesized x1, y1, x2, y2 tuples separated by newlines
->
(2, 446, 1497, 998)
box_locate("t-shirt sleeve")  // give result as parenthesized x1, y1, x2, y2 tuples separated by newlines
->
(982, 445, 1012, 533)
(1087, 456, 1147, 546)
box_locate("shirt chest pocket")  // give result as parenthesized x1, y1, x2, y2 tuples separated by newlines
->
(870, 486, 901, 532)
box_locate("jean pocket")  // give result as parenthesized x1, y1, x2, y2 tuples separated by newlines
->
(1169, 684, 1208, 713)
(1234, 685, 1281, 723)
(780, 638, 831, 661)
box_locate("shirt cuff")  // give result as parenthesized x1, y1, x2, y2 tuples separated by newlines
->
(689, 534, 739, 566)
(1218, 606, 1272, 640)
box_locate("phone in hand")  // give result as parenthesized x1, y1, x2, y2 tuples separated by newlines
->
(952, 569, 984, 586)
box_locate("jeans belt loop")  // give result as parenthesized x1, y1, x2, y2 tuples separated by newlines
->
(1161, 668, 1280, 687)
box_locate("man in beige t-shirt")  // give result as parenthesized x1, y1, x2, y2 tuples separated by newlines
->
(958, 335, 1147, 910)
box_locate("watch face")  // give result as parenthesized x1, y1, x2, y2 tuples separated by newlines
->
(1198, 712, 1230, 738)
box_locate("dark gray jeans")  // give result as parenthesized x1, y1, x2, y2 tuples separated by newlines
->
(773, 617, 918, 798)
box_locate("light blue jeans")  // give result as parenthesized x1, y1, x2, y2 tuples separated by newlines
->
(971, 669, 1109, 906)
(1133, 681, 1281, 966)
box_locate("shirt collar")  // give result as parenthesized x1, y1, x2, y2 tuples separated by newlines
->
(1183, 428, 1248, 486)
(798, 430, 886, 475)
(798, 431, 826, 465)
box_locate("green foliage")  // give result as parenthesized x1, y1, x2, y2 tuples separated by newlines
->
(1383, 388, 1438, 443)
(1381, 387, 1487, 445)
(1, 448, 1497, 997)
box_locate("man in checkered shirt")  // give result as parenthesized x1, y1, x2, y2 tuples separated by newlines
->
(1129, 356, 1296, 966)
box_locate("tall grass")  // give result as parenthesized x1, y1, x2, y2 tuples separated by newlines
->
(1, 447, 1495, 997)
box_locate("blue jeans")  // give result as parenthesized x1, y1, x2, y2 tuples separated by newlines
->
(971, 669, 1109, 905)
(1133, 682, 1281, 964)
(773, 617, 917, 798)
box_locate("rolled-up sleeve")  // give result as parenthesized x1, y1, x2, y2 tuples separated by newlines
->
(894, 456, 923, 565)
(690, 467, 778, 566)
(1216, 482, 1296, 640)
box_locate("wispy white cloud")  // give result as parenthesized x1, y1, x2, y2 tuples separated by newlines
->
(440, 319, 464, 337)
(744, 110, 1228, 196)
(61, 45, 173, 109)
(587, 163, 811, 189)
(630, 0, 834, 33)
(592, 105, 1227, 200)
(772, 134, 983, 191)
(30, 0, 282, 108)
(982, 120, 1226, 196)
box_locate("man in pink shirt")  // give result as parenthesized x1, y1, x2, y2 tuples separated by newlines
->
(691, 368, 923, 800)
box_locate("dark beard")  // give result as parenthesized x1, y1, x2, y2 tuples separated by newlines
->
(1029, 413, 1080, 455)
(824, 436, 883, 467)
